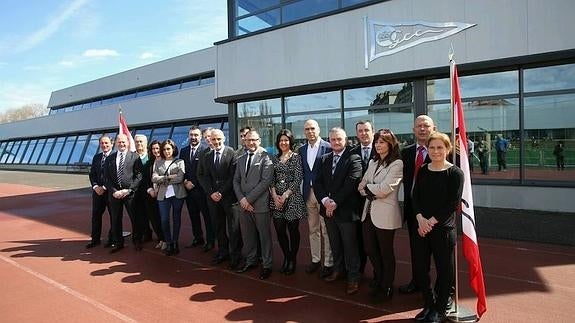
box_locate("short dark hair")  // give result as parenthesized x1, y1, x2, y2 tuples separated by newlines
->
(160, 139, 179, 159)
(355, 120, 373, 131)
(148, 139, 161, 161)
(275, 129, 295, 156)
(373, 128, 400, 166)
(239, 126, 252, 133)
(189, 125, 201, 132)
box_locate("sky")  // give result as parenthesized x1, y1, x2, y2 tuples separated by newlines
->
(0, 0, 227, 114)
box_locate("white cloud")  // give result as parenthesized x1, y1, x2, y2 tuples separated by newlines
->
(140, 52, 158, 60)
(0, 82, 51, 114)
(58, 60, 75, 67)
(83, 49, 119, 57)
(16, 0, 91, 53)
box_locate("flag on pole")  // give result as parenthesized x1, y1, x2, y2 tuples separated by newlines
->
(451, 61, 487, 318)
(119, 108, 136, 152)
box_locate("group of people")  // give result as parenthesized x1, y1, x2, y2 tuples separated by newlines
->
(87, 115, 464, 323)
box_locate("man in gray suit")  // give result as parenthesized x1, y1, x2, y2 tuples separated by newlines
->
(233, 130, 274, 280)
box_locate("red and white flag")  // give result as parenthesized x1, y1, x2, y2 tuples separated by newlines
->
(119, 110, 136, 152)
(452, 62, 487, 318)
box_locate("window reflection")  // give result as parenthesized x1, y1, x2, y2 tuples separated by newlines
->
(57, 136, 77, 165)
(237, 9, 280, 35)
(238, 116, 283, 154)
(171, 125, 191, 148)
(82, 135, 102, 164)
(1, 142, 15, 163)
(150, 127, 172, 143)
(427, 71, 518, 101)
(238, 98, 281, 118)
(31, 139, 46, 164)
(7, 141, 22, 164)
(344, 108, 413, 146)
(285, 112, 341, 148)
(236, 0, 280, 17)
(345, 83, 413, 108)
(69, 135, 88, 164)
(524, 63, 575, 92)
(285, 91, 340, 114)
(48, 137, 66, 165)
(282, 0, 338, 23)
(14, 140, 30, 164)
(22, 139, 38, 164)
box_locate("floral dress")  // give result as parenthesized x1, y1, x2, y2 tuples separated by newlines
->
(270, 152, 307, 221)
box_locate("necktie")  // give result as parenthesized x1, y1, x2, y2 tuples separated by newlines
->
(362, 147, 370, 165)
(117, 152, 125, 186)
(100, 153, 107, 169)
(332, 154, 340, 175)
(245, 152, 254, 175)
(214, 151, 220, 167)
(414, 146, 424, 184)
(190, 147, 195, 161)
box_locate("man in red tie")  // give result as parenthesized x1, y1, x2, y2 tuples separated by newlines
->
(399, 115, 436, 294)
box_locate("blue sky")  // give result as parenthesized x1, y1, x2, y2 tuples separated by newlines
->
(0, 0, 227, 114)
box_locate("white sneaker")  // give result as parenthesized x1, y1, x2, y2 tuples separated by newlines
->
(155, 241, 164, 249)
(160, 241, 168, 250)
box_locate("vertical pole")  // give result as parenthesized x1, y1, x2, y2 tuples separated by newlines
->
(449, 57, 460, 314)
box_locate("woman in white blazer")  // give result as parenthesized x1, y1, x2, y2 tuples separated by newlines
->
(358, 128, 403, 304)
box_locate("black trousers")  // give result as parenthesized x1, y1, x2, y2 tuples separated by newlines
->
(91, 192, 112, 242)
(185, 187, 214, 243)
(325, 217, 361, 282)
(206, 199, 242, 263)
(135, 190, 163, 241)
(109, 193, 140, 246)
(413, 227, 456, 313)
(362, 216, 396, 289)
(273, 218, 300, 260)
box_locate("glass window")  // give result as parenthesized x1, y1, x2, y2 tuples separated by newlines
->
(13, 140, 30, 164)
(524, 94, 575, 182)
(344, 107, 414, 146)
(238, 98, 281, 117)
(237, 9, 280, 35)
(180, 79, 200, 89)
(6, 141, 21, 163)
(68, 135, 88, 164)
(164, 83, 181, 92)
(237, 116, 283, 154)
(38, 138, 55, 164)
(285, 91, 340, 114)
(345, 83, 413, 108)
(342, 0, 370, 7)
(171, 125, 191, 149)
(150, 127, 172, 142)
(427, 71, 519, 101)
(0, 142, 7, 162)
(135, 128, 153, 141)
(282, 0, 338, 23)
(57, 136, 77, 165)
(30, 138, 46, 164)
(199, 76, 215, 85)
(524, 63, 575, 92)
(236, 0, 280, 17)
(47, 137, 66, 165)
(22, 139, 38, 164)
(285, 112, 341, 148)
(428, 99, 520, 181)
(1, 141, 14, 163)
(82, 135, 102, 164)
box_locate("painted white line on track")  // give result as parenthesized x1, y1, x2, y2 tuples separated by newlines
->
(0, 254, 137, 323)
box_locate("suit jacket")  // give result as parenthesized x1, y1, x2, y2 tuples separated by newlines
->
(313, 147, 363, 222)
(103, 150, 143, 194)
(349, 143, 376, 174)
(197, 146, 237, 206)
(298, 138, 331, 200)
(89, 152, 109, 187)
(401, 143, 431, 222)
(361, 159, 403, 230)
(180, 144, 208, 188)
(233, 147, 273, 212)
(152, 158, 187, 200)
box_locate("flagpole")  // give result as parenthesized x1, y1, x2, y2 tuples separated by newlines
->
(448, 53, 479, 323)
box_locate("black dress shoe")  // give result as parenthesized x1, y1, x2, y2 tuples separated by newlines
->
(85, 241, 100, 249)
(186, 238, 205, 248)
(235, 263, 256, 273)
(104, 241, 114, 248)
(259, 268, 272, 280)
(279, 257, 289, 274)
(399, 280, 419, 294)
(211, 255, 229, 265)
(423, 309, 445, 323)
(415, 307, 433, 321)
(202, 242, 214, 252)
(229, 259, 241, 270)
(134, 241, 143, 251)
(305, 261, 321, 274)
(109, 244, 124, 254)
(319, 266, 333, 279)
(284, 259, 296, 275)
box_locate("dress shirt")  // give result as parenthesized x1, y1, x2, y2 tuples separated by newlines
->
(306, 140, 320, 170)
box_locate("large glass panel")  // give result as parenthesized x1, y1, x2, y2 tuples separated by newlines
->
(150, 127, 172, 142)
(171, 125, 192, 149)
(345, 83, 413, 109)
(57, 136, 77, 165)
(30, 138, 46, 164)
(285, 91, 340, 114)
(135, 128, 153, 140)
(282, 0, 338, 23)
(524, 94, 575, 181)
(82, 135, 101, 163)
(238, 98, 281, 117)
(38, 138, 55, 164)
(428, 99, 520, 180)
(524, 63, 575, 92)
(13, 140, 29, 164)
(181, 79, 199, 89)
(237, 116, 282, 154)
(285, 112, 341, 148)
(199, 76, 215, 85)
(344, 107, 414, 146)
(427, 71, 518, 101)
(342, 0, 370, 7)
(6, 141, 21, 163)
(1, 141, 14, 163)
(236, 0, 280, 17)
(48, 137, 66, 165)
(237, 9, 280, 35)
(0, 142, 7, 162)
(22, 139, 38, 164)
(69, 135, 88, 164)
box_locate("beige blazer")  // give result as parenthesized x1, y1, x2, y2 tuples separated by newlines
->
(152, 158, 187, 200)
(361, 159, 403, 230)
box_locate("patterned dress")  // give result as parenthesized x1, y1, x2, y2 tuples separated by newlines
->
(270, 152, 307, 220)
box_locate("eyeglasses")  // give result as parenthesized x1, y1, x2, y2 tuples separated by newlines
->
(245, 138, 260, 142)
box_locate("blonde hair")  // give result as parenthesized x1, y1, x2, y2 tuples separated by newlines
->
(427, 132, 452, 151)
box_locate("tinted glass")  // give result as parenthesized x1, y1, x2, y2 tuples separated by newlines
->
(0, 142, 7, 161)
(82, 135, 101, 163)
(236, 0, 280, 17)
(57, 136, 77, 164)
(342, 0, 370, 7)
(150, 127, 172, 143)
(7, 141, 22, 163)
(181, 79, 200, 89)
(30, 139, 46, 164)
(1, 142, 14, 163)
(172, 125, 191, 148)
(22, 139, 38, 164)
(237, 9, 280, 35)
(524, 63, 575, 92)
(427, 71, 518, 101)
(344, 107, 414, 146)
(238, 98, 281, 117)
(282, 0, 338, 23)
(13, 140, 30, 163)
(69, 135, 88, 164)
(285, 112, 341, 148)
(285, 91, 340, 114)
(345, 83, 413, 108)
(39, 138, 55, 164)
(200, 76, 215, 85)
(237, 116, 282, 154)
(48, 137, 66, 164)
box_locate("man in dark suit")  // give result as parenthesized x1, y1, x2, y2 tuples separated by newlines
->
(180, 126, 213, 251)
(349, 120, 375, 275)
(86, 135, 113, 249)
(314, 127, 363, 295)
(103, 134, 143, 253)
(399, 115, 435, 294)
(298, 119, 333, 277)
(233, 130, 274, 279)
(197, 129, 242, 269)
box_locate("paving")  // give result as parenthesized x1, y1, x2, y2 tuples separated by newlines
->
(1, 170, 574, 322)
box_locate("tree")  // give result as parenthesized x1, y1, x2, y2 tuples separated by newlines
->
(0, 103, 48, 123)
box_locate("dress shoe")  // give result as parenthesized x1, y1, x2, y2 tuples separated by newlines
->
(399, 280, 419, 294)
(346, 281, 360, 295)
(133, 241, 143, 251)
(186, 238, 204, 248)
(85, 241, 100, 249)
(235, 263, 256, 274)
(104, 241, 114, 248)
(229, 259, 241, 271)
(305, 261, 321, 274)
(369, 287, 393, 304)
(164, 244, 174, 256)
(319, 266, 333, 279)
(422, 308, 445, 323)
(445, 296, 455, 314)
(415, 307, 433, 321)
(324, 271, 344, 282)
(109, 244, 124, 254)
(284, 258, 296, 275)
(259, 268, 272, 280)
(173, 242, 180, 255)
(279, 257, 289, 274)
(211, 255, 229, 265)
(202, 242, 214, 252)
